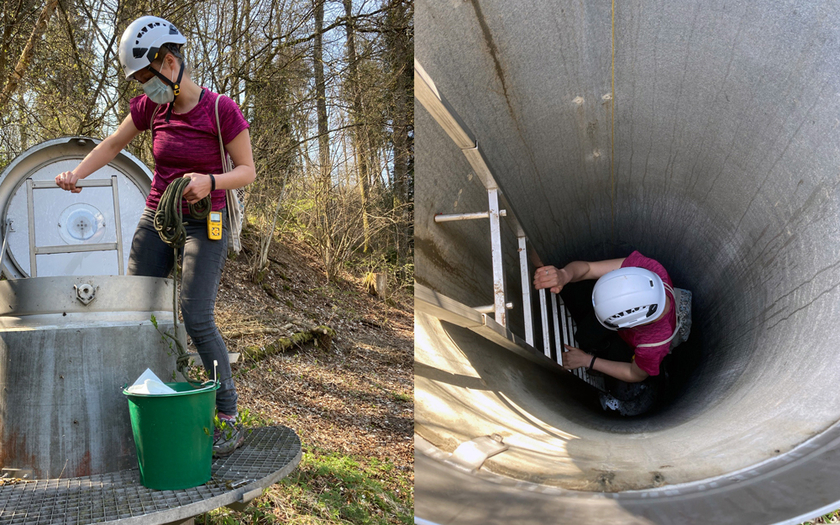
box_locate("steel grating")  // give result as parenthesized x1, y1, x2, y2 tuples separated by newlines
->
(0, 426, 301, 525)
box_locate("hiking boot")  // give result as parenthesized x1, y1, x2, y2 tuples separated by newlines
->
(213, 415, 245, 457)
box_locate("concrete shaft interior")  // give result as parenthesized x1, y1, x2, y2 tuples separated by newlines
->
(416, 0, 840, 522)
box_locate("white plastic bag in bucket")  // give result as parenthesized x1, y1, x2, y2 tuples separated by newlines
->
(126, 368, 176, 395)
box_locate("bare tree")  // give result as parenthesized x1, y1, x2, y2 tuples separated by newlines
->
(0, 0, 59, 113)
(312, 0, 336, 279)
(343, 0, 372, 254)
(383, 0, 413, 264)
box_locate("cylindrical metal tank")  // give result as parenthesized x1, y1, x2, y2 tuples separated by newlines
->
(0, 138, 183, 479)
(416, 1, 840, 523)
(0, 276, 180, 478)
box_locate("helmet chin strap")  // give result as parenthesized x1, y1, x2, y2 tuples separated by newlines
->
(150, 60, 185, 122)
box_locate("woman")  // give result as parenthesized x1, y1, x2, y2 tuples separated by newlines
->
(534, 252, 679, 383)
(534, 251, 693, 416)
(55, 16, 255, 456)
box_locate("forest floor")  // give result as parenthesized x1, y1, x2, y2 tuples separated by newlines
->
(803, 511, 840, 524)
(195, 230, 413, 525)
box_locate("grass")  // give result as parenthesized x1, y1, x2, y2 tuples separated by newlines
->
(391, 392, 411, 403)
(802, 510, 840, 524)
(196, 445, 413, 524)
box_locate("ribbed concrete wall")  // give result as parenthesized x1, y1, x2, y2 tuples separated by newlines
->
(415, 1, 840, 523)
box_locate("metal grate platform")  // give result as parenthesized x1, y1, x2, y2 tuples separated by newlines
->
(0, 426, 301, 525)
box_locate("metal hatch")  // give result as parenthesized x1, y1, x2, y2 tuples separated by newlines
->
(0, 137, 152, 279)
(0, 138, 303, 520)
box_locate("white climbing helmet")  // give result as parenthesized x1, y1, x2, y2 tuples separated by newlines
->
(118, 16, 187, 80)
(592, 267, 667, 330)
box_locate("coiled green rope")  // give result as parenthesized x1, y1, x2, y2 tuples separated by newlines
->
(154, 177, 212, 248)
(153, 177, 213, 385)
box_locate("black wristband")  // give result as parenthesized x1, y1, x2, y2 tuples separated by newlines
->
(589, 355, 597, 371)
(208, 174, 215, 192)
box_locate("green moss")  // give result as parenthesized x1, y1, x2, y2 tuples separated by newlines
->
(391, 392, 411, 403)
(242, 326, 335, 361)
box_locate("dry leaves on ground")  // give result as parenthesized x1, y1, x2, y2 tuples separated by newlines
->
(212, 234, 414, 499)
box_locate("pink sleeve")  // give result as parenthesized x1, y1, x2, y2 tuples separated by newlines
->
(216, 95, 250, 145)
(633, 348, 665, 376)
(129, 95, 156, 132)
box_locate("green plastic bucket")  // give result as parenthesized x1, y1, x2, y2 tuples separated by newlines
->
(123, 381, 219, 490)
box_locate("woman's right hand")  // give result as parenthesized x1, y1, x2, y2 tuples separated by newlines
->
(533, 265, 570, 294)
(55, 170, 82, 193)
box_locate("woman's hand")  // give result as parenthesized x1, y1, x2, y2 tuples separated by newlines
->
(182, 173, 213, 204)
(533, 265, 570, 294)
(561, 345, 592, 370)
(55, 171, 82, 193)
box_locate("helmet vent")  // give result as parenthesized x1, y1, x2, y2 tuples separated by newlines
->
(607, 306, 644, 322)
(132, 47, 148, 59)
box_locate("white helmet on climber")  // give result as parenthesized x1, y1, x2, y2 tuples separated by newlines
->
(118, 15, 187, 80)
(592, 267, 667, 330)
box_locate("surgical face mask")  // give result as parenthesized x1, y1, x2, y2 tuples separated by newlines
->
(143, 58, 185, 121)
(142, 76, 174, 104)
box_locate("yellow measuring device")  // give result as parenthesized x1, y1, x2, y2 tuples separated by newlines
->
(207, 211, 222, 240)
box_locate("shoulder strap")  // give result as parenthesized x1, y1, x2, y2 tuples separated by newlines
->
(214, 95, 232, 173)
(635, 283, 680, 348)
(150, 104, 162, 139)
(635, 322, 681, 349)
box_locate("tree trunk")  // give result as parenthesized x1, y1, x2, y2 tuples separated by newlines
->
(0, 0, 60, 114)
(313, 0, 333, 279)
(385, 0, 413, 262)
(343, 0, 371, 254)
(253, 169, 291, 282)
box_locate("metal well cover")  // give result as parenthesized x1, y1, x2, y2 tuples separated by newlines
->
(0, 137, 152, 278)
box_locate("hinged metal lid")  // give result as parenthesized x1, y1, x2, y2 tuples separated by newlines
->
(0, 137, 152, 278)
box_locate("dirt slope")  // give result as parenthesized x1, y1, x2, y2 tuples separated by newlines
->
(213, 233, 413, 510)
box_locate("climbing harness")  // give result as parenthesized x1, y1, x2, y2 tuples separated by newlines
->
(153, 178, 212, 384)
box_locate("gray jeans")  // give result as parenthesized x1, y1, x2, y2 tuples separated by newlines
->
(128, 207, 238, 415)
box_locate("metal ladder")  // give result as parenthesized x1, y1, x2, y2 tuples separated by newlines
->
(24, 176, 125, 277)
(418, 59, 605, 392)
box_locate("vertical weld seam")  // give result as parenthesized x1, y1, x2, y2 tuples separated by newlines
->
(610, 0, 617, 242)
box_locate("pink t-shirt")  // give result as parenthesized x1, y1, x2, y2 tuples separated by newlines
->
(130, 90, 250, 211)
(617, 251, 677, 376)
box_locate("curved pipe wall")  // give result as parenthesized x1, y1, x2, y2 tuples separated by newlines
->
(415, 1, 840, 523)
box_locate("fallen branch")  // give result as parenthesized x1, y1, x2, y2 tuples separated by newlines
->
(262, 282, 282, 301)
(222, 323, 298, 339)
(242, 325, 336, 361)
(223, 327, 284, 339)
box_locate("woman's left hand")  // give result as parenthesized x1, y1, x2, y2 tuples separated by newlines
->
(182, 173, 213, 204)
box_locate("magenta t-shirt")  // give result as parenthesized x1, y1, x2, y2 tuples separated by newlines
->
(130, 90, 250, 211)
(616, 251, 677, 376)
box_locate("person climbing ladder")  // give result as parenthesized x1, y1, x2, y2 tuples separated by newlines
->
(534, 251, 692, 414)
